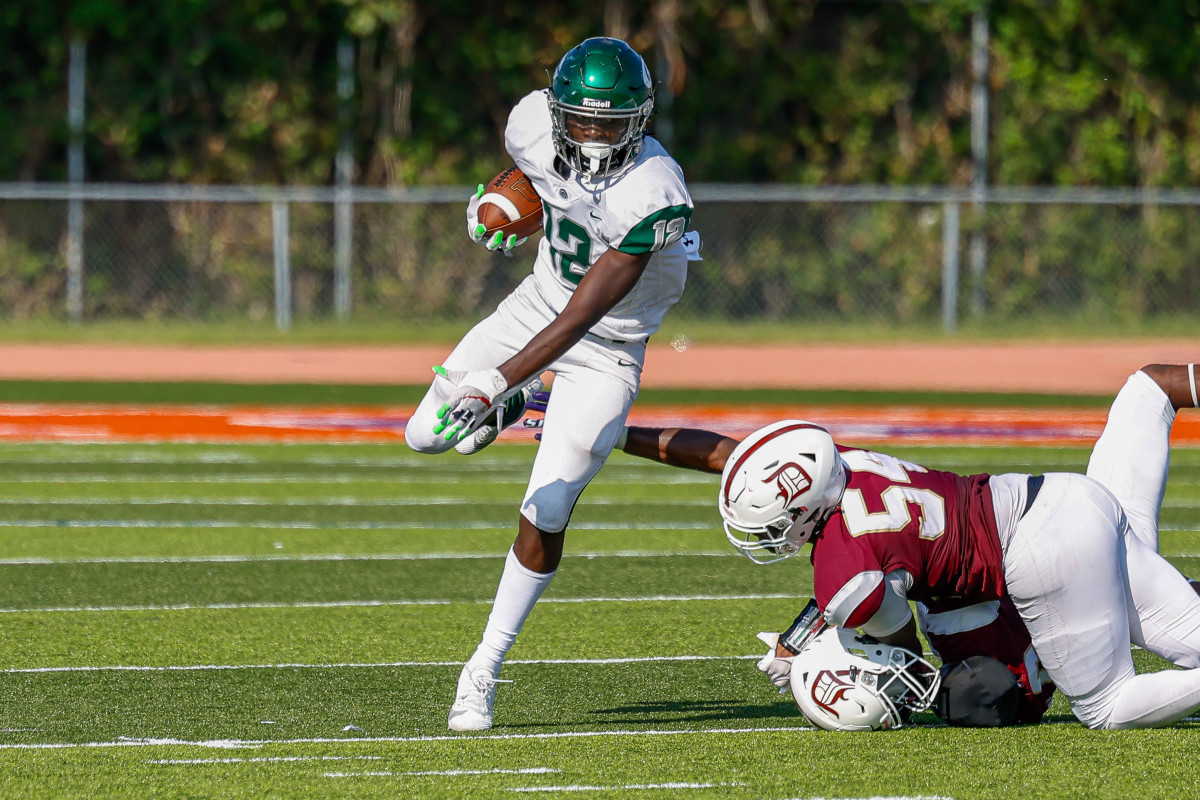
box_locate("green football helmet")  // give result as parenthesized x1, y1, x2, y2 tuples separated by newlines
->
(547, 37, 654, 178)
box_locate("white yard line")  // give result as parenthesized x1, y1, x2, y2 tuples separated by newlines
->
(1, 654, 759, 675)
(0, 496, 712, 507)
(0, 593, 793, 616)
(0, 453, 697, 471)
(0, 519, 716, 531)
(0, 726, 807, 751)
(150, 755, 383, 765)
(0, 719, 1087, 754)
(3, 518, 1193, 533)
(325, 767, 559, 778)
(508, 782, 741, 793)
(0, 551, 737, 566)
(763, 796, 950, 800)
(0, 472, 714, 485)
(1, 548, 1194, 567)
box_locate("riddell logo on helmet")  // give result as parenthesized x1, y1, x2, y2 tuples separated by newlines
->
(767, 462, 813, 505)
(581, 98, 612, 108)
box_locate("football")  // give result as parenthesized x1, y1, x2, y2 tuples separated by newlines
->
(477, 165, 543, 240)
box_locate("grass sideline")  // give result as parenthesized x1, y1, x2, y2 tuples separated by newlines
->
(2, 314, 1199, 346)
(0, 441, 1197, 799)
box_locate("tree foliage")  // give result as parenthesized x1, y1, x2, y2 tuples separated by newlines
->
(3, 0, 1200, 186)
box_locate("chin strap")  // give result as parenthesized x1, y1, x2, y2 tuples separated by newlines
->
(1189, 363, 1198, 408)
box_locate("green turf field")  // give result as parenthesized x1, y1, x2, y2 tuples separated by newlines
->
(0, 440, 1198, 799)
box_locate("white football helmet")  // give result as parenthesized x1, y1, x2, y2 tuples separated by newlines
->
(789, 627, 941, 732)
(718, 420, 847, 564)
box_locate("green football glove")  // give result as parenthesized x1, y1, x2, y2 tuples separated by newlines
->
(465, 184, 527, 254)
(431, 366, 509, 442)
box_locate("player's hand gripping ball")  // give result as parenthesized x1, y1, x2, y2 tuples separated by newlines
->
(466, 166, 543, 253)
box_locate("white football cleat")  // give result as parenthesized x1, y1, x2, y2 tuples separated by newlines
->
(448, 663, 510, 731)
(455, 377, 544, 456)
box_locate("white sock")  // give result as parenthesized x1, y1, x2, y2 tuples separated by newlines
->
(471, 546, 556, 672)
(1104, 668, 1200, 729)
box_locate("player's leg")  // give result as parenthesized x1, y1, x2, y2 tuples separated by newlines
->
(1094, 526, 1200, 728)
(1122, 526, 1200, 668)
(1002, 474, 1134, 726)
(1085, 369, 1178, 550)
(1086, 364, 1200, 597)
(1139, 363, 1200, 411)
(448, 346, 640, 731)
(1003, 473, 1200, 729)
(446, 516, 561, 732)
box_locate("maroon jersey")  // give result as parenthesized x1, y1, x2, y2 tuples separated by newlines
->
(812, 448, 1006, 629)
(921, 596, 1056, 724)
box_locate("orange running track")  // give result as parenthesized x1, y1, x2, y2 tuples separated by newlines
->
(2, 403, 1200, 447)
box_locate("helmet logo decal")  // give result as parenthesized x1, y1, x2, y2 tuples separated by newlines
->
(810, 668, 857, 719)
(581, 97, 612, 108)
(722, 422, 829, 507)
(766, 461, 813, 506)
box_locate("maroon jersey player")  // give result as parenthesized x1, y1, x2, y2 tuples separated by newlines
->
(607, 421, 1054, 724)
(604, 363, 1200, 729)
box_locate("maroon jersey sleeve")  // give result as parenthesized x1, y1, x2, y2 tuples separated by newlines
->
(811, 518, 886, 628)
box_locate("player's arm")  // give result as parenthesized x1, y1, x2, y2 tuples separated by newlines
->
(495, 248, 651, 389)
(873, 615, 923, 655)
(432, 248, 650, 441)
(622, 426, 738, 474)
(826, 569, 923, 655)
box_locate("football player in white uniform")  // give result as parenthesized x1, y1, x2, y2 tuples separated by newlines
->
(404, 37, 697, 731)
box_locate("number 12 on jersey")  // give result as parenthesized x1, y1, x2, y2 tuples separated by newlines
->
(548, 205, 690, 286)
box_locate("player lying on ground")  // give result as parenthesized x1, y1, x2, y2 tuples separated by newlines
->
(403, 37, 699, 732)
(592, 363, 1200, 730)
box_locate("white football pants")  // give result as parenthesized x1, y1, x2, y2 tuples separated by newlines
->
(1085, 369, 1176, 552)
(1082, 369, 1200, 671)
(404, 273, 643, 534)
(1001, 471, 1200, 729)
(923, 369, 1187, 689)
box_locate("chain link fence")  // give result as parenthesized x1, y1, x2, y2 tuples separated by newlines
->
(2, 184, 1199, 331)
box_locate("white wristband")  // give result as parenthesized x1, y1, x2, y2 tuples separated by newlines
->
(462, 368, 508, 404)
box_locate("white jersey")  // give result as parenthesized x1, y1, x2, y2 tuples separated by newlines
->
(504, 90, 693, 343)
